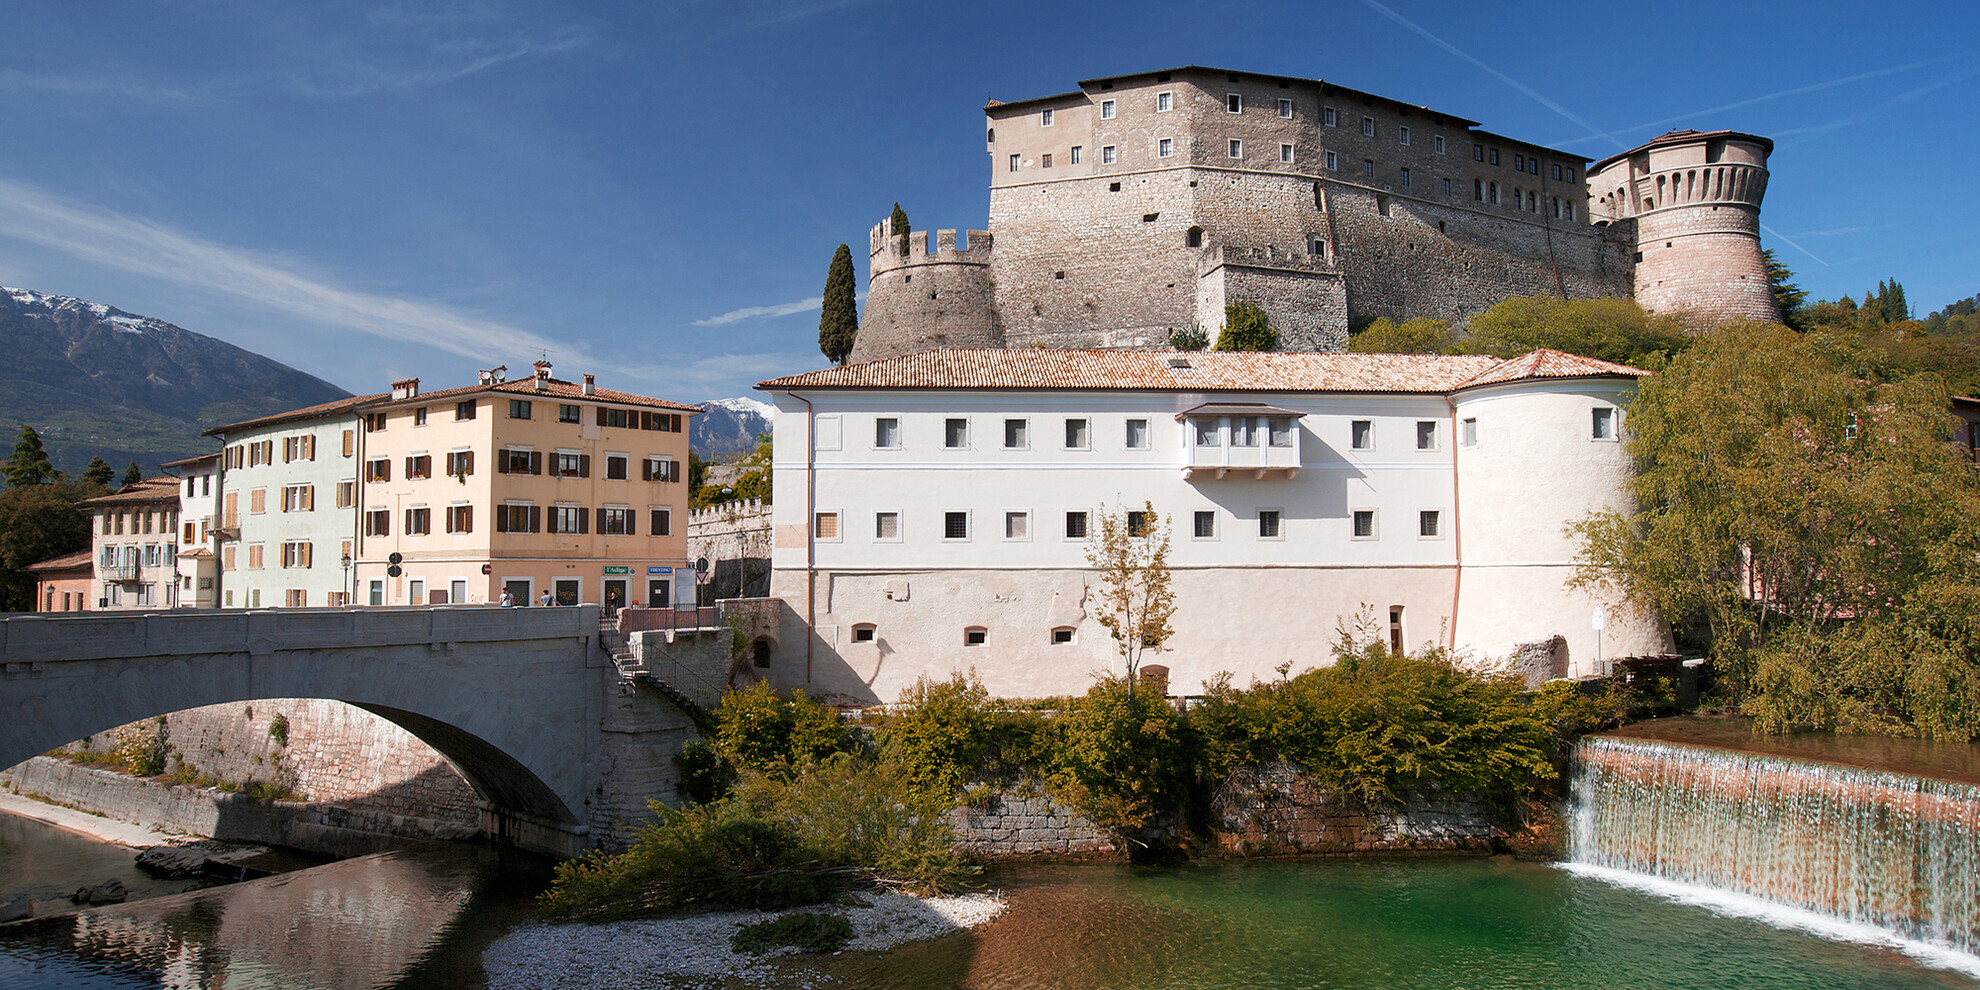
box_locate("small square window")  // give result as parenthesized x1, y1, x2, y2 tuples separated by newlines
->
(1227, 93, 1242, 113)
(1398, 125, 1410, 146)
(875, 511, 899, 540)
(559, 403, 582, 423)
(1041, 153, 1053, 168)
(1102, 145, 1117, 164)
(1126, 510, 1150, 538)
(1258, 510, 1282, 539)
(1070, 146, 1082, 164)
(1416, 420, 1438, 450)
(1041, 108, 1055, 126)
(1280, 143, 1294, 163)
(1193, 510, 1216, 539)
(853, 625, 876, 643)
(413, 406, 428, 426)
(876, 417, 900, 448)
(1100, 99, 1116, 119)
(1362, 116, 1376, 137)
(1419, 510, 1441, 538)
(1065, 418, 1090, 449)
(1461, 417, 1478, 447)
(1353, 510, 1376, 539)
(1157, 91, 1173, 112)
(1065, 510, 1089, 539)
(965, 627, 987, 646)
(509, 399, 532, 419)
(1004, 511, 1029, 540)
(1325, 151, 1339, 171)
(1228, 139, 1243, 158)
(944, 418, 968, 448)
(813, 512, 838, 539)
(1277, 97, 1293, 118)
(1593, 406, 1618, 440)
(1351, 420, 1373, 450)
(1322, 106, 1337, 127)
(1125, 418, 1149, 450)
(1158, 138, 1174, 158)
(1051, 627, 1074, 644)
(944, 511, 969, 540)
(1004, 418, 1028, 449)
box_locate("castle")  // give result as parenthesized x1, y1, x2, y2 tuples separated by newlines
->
(851, 65, 1777, 361)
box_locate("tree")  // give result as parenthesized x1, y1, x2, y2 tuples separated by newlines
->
(83, 456, 115, 487)
(1571, 322, 1980, 739)
(1348, 317, 1455, 354)
(1213, 301, 1276, 351)
(1763, 248, 1808, 330)
(1455, 295, 1690, 367)
(122, 461, 143, 488)
(0, 478, 102, 609)
(819, 243, 860, 365)
(889, 202, 911, 256)
(1085, 501, 1176, 696)
(4, 426, 57, 488)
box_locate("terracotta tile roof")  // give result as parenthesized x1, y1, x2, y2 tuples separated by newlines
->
(26, 549, 94, 572)
(365, 377, 699, 414)
(203, 394, 386, 437)
(78, 477, 182, 507)
(758, 348, 1643, 395)
(1454, 349, 1648, 390)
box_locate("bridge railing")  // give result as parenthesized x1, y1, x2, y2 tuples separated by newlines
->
(0, 604, 602, 663)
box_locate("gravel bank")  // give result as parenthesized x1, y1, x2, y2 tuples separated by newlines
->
(483, 890, 1006, 989)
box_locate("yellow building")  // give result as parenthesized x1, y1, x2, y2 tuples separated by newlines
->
(351, 362, 698, 608)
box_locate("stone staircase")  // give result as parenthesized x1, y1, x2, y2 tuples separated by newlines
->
(599, 616, 712, 726)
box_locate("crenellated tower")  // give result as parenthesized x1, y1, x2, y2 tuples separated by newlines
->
(1587, 130, 1779, 324)
(850, 218, 998, 363)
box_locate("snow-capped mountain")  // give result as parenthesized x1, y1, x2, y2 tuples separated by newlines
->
(2, 287, 350, 475)
(691, 396, 772, 459)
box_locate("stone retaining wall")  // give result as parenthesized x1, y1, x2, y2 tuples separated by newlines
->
(949, 789, 1114, 859)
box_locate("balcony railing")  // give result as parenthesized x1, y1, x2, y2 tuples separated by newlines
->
(104, 562, 141, 581)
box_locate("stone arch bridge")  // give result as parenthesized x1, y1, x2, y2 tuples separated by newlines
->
(0, 605, 719, 857)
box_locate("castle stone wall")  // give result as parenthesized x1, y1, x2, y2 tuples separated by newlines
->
(1633, 206, 1776, 322)
(852, 221, 998, 362)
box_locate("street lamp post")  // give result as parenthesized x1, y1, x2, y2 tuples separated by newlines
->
(342, 552, 352, 606)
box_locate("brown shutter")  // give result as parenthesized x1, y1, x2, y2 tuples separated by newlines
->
(462, 506, 473, 533)
(495, 507, 508, 532)
(624, 510, 635, 536)
(528, 505, 540, 533)
(578, 507, 589, 534)
(342, 430, 353, 457)
(497, 452, 510, 474)
(464, 451, 474, 476)
(578, 454, 590, 478)
(302, 543, 312, 568)
(595, 507, 606, 534)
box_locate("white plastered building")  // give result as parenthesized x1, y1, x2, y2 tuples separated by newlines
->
(757, 348, 1668, 703)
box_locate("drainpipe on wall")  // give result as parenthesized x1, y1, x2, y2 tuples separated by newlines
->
(794, 391, 816, 685)
(1444, 395, 1463, 652)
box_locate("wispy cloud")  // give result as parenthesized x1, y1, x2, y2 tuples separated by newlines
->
(693, 297, 822, 326)
(617, 351, 815, 397)
(1553, 58, 1948, 148)
(276, 26, 592, 98)
(0, 177, 565, 361)
(0, 68, 210, 106)
(1768, 62, 1980, 142)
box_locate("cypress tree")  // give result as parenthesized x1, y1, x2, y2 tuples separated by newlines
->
(1884, 279, 1909, 323)
(4, 426, 56, 488)
(819, 243, 860, 365)
(122, 461, 143, 488)
(889, 202, 911, 256)
(83, 456, 114, 487)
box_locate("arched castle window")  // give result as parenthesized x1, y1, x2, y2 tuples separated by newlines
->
(1187, 226, 1204, 248)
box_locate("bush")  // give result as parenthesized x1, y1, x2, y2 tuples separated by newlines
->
(731, 912, 853, 955)
(1214, 301, 1276, 351)
(674, 738, 735, 805)
(715, 681, 854, 778)
(112, 720, 168, 777)
(882, 673, 993, 805)
(267, 713, 290, 748)
(1049, 678, 1195, 842)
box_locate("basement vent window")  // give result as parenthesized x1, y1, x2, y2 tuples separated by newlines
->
(1143, 213, 1159, 223)
(1109, 182, 1121, 192)
(964, 627, 988, 646)
(1055, 271, 1066, 279)
(852, 624, 875, 643)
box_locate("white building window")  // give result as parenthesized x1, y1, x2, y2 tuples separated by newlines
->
(1258, 509, 1282, 539)
(874, 511, 900, 541)
(1065, 418, 1090, 450)
(1268, 418, 1294, 446)
(1004, 511, 1029, 540)
(1041, 108, 1054, 126)
(1416, 420, 1439, 450)
(1461, 417, 1478, 447)
(1351, 420, 1373, 450)
(1419, 510, 1442, 538)
(1041, 153, 1052, 168)
(875, 417, 900, 449)
(1228, 139, 1243, 158)
(1065, 511, 1089, 540)
(1004, 418, 1028, 449)
(1157, 91, 1173, 112)
(814, 512, 839, 540)
(852, 623, 876, 642)
(1277, 97, 1293, 118)
(1125, 418, 1149, 450)
(1102, 145, 1117, 164)
(1593, 406, 1619, 441)
(1280, 143, 1294, 163)
(1070, 145, 1082, 165)
(943, 511, 970, 541)
(1352, 509, 1377, 539)
(964, 626, 987, 646)
(1193, 510, 1216, 539)
(944, 418, 969, 449)
(1008, 154, 1019, 172)
(1100, 99, 1116, 119)
(1158, 138, 1174, 158)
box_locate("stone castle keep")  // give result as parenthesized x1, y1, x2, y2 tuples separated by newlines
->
(851, 65, 1778, 361)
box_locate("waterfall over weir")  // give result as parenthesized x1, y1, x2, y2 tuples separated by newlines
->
(1568, 734, 1980, 960)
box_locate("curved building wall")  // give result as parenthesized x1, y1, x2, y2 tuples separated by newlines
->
(851, 222, 999, 363)
(1451, 379, 1669, 674)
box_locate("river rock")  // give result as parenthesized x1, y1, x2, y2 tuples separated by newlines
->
(73, 878, 129, 905)
(0, 893, 30, 923)
(136, 845, 209, 878)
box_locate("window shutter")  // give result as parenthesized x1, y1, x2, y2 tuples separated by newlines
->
(596, 407, 607, 426)
(579, 454, 591, 478)
(464, 451, 474, 475)
(405, 508, 414, 533)
(404, 456, 414, 477)
(528, 505, 541, 532)
(497, 452, 510, 474)
(304, 486, 315, 511)
(463, 506, 473, 533)
(302, 543, 312, 568)
(496, 507, 508, 533)
(305, 435, 316, 460)
(578, 508, 589, 534)
(529, 452, 543, 475)
(624, 511, 636, 536)
(595, 507, 606, 534)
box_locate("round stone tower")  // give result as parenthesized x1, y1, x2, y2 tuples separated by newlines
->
(848, 216, 999, 363)
(1587, 130, 1779, 324)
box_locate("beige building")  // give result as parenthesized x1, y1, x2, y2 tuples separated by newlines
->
(78, 478, 183, 609)
(352, 362, 698, 609)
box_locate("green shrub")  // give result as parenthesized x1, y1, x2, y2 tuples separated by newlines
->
(1048, 677, 1195, 842)
(673, 738, 735, 805)
(731, 911, 853, 955)
(1214, 301, 1276, 351)
(267, 713, 290, 748)
(112, 721, 168, 777)
(882, 672, 993, 805)
(715, 681, 853, 778)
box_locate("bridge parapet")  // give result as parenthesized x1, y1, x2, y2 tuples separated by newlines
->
(0, 605, 599, 664)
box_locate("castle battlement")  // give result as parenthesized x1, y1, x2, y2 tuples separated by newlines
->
(869, 219, 993, 272)
(1201, 244, 1335, 275)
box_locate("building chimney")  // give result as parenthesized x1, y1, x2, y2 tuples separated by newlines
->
(533, 360, 551, 392)
(582, 373, 596, 396)
(391, 377, 420, 399)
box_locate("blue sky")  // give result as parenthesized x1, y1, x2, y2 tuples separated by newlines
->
(2, 0, 1975, 404)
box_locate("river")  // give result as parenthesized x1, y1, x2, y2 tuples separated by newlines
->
(5, 806, 1978, 990)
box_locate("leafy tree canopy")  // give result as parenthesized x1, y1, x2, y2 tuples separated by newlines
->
(1213, 301, 1276, 351)
(1453, 295, 1691, 367)
(1348, 317, 1456, 354)
(122, 461, 143, 488)
(0, 477, 105, 609)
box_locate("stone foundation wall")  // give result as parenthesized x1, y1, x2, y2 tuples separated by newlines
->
(1209, 761, 1505, 855)
(949, 789, 1114, 859)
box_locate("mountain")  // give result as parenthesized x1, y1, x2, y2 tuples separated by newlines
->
(691, 396, 772, 459)
(2, 287, 352, 476)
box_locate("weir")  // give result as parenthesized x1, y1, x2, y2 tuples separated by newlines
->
(1568, 734, 1980, 957)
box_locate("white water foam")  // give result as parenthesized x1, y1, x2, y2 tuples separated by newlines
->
(1560, 862, 1980, 980)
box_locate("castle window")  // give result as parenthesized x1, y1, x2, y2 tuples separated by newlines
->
(1100, 99, 1115, 119)
(1551, 196, 1561, 218)
(1515, 153, 1525, 170)
(1400, 167, 1410, 187)
(1473, 143, 1484, 161)
(1158, 138, 1173, 157)
(1489, 182, 1500, 205)
(1565, 168, 1574, 183)
(1398, 125, 1410, 146)
(1008, 154, 1019, 172)
(1187, 226, 1204, 248)
(1278, 97, 1293, 118)
(1435, 135, 1446, 154)
(1363, 159, 1374, 179)
(1040, 108, 1054, 126)
(1489, 148, 1500, 166)
(1227, 93, 1242, 113)
(986, 128, 994, 143)
(1310, 237, 1326, 258)
(1361, 116, 1375, 137)
(1325, 151, 1338, 171)
(1474, 179, 1483, 201)
(1070, 146, 1082, 164)
(1442, 178, 1452, 196)
(1157, 91, 1173, 112)
(1041, 153, 1053, 168)
(1102, 145, 1117, 164)
(1142, 213, 1159, 223)
(1377, 194, 1391, 216)
(1280, 143, 1293, 163)
(1109, 181, 1121, 191)
(1553, 163, 1563, 181)
(1565, 201, 1575, 221)
(1228, 139, 1243, 158)
(1323, 106, 1337, 126)
(1528, 191, 1538, 212)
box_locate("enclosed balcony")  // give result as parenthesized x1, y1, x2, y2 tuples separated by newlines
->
(1178, 403, 1303, 480)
